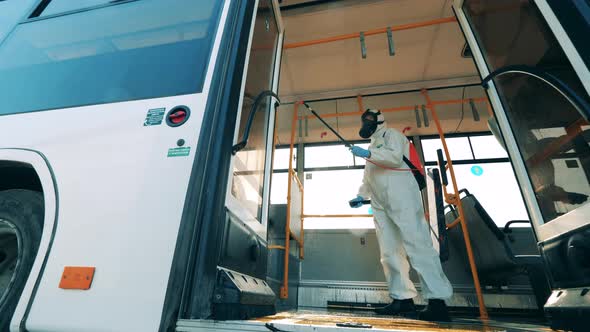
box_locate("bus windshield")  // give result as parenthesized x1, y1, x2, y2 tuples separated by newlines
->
(0, 0, 222, 115)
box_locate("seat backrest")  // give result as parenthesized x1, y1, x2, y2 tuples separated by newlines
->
(445, 191, 519, 282)
(426, 168, 449, 262)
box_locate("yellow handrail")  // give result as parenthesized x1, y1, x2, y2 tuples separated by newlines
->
(291, 169, 304, 192)
(422, 89, 488, 320)
(271, 103, 306, 300)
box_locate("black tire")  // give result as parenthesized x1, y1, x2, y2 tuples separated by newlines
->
(0, 190, 43, 331)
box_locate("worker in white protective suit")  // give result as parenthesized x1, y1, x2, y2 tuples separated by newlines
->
(348, 109, 453, 322)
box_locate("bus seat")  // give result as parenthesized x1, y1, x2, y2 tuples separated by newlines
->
(444, 189, 551, 310)
(426, 168, 450, 262)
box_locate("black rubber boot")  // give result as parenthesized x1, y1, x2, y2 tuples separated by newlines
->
(375, 299, 416, 317)
(418, 299, 451, 322)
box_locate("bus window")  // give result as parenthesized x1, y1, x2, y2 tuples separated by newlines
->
(0, 0, 222, 114)
(470, 135, 508, 159)
(450, 163, 529, 227)
(305, 145, 358, 168)
(231, 0, 279, 222)
(270, 172, 288, 205)
(273, 147, 297, 171)
(422, 137, 473, 161)
(422, 134, 527, 227)
(463, 0, 590, 223)
(304, 169, 374, 229)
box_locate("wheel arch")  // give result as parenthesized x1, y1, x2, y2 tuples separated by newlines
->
(0, 160, 43, 193)
(0, 149, 58, 331)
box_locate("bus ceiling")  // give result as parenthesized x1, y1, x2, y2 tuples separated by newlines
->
(272, 0, 486, 144)
(276, 0, 479, 100)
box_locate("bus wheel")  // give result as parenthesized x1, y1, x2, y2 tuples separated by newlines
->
(0, 190, 43, 331)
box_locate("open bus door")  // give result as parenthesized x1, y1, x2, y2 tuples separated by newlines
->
(453, 1, 590, 330)
(220, 0, 284, 318)
(161, 0, 285, 325)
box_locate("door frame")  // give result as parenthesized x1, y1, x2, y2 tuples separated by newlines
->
(534, 0, 590, 97)
(225, 0, 285, 242)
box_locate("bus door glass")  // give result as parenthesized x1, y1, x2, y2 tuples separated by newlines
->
(454, 0, 590, 238)
(230, 0, 281, 228)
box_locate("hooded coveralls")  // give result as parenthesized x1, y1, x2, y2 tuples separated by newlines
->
(358, 122, 453, 300)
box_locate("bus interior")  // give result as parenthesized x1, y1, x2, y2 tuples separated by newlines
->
(182, 1, 590, 331)
(0, 0, 587, 331)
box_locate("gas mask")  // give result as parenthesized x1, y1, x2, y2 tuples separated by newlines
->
(359, 109, 383, 138)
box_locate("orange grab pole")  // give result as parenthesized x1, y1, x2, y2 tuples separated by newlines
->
(422, 89, 489, 320)
(447, 217, 462, 230)
(291, 170, 305, 248)
(357, 95, 364, 113)
(285, 17, 457, 49)
(300, 179, 305, 260)
(281, 102, 300, 299)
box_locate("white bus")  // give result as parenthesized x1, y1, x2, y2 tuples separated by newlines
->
(0, 0, 588, 331)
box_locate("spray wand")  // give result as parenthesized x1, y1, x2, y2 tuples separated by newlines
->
(301, 102, 425, 205)
(302, 102, 370, 207)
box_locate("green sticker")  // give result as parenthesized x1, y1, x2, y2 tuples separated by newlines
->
(376, 144, 383, 148)
(168, 147, 191, 157)
(144, 108, 166, 126)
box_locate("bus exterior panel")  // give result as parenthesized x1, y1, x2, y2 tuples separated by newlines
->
(0, 0, 231, 331)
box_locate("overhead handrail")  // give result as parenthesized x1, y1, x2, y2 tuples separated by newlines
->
(297, 97, 489, 120)
(284, 17, 457, 49)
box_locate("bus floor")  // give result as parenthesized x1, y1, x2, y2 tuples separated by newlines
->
(177, 308, 556, 332)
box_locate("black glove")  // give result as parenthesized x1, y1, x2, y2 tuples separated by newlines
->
(567, 192, 589, 205)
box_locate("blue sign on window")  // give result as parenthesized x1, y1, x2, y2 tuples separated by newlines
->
(471, 165, 484, 176)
